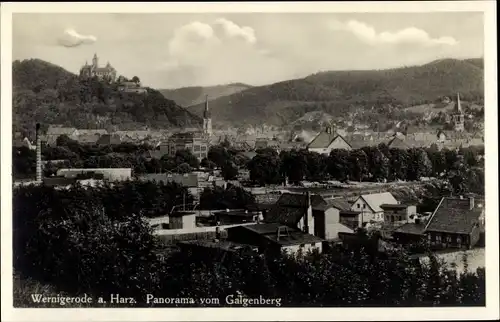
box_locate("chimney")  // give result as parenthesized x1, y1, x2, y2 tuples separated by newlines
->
(469, 197, 475, 210)
(35, 123, 42, 183)
(303, 191, 312, 234)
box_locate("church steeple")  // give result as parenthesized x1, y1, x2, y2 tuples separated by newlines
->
(453, 92, 465, 132)
(203, 95, 210, 118)
(456, 92, 463, 114)
(203, 95, 212, 136)
(92, 53, 98, 67)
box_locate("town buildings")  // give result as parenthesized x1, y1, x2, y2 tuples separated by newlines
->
(160, 132, 209, 161)
(350, 192, 399, 222)
(307, 126, 352, 155)
(227, 223, 324, 255)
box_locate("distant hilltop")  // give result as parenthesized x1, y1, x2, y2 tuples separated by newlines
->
(183, 58, 484, 127)
(12, 58, 202, 135)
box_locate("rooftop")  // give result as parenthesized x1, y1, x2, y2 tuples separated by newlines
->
(380, 204, 410, 210)
(393, 223, 426, 236)
(241, 223, 323, 247)
(425, 197, 483, 235)
(265, 193, 328, 226)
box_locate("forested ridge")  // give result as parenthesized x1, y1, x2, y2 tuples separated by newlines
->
(187, 58, 484, 126)
(12, 59, 202, 135)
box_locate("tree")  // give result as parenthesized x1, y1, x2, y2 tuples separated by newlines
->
(248, 150, 283, 185)
(349, 149, 369, 182)
(200, 158, 216, 170)
(389, 148, 410, 181)
(407, 148, 433, 181)
(221, 161, 238, 180)
(327, 149, 351, 182)
(175, 149, 200, 168)
(199, 186, 255, 210)
(177, 162, 192, 174)
(280, 150, 308, 183)
(207, 145, 232, 168)
(131, 76, 140, 84)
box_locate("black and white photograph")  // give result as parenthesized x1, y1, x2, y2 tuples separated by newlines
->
(1, 1, 498, 321)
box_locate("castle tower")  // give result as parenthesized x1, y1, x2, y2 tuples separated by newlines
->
(203, 95, 212, 137)
(453, 93, 465, 132)
(92, 53, 98, 68)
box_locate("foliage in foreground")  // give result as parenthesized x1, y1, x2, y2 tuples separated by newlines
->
(13, 184, 485, 307)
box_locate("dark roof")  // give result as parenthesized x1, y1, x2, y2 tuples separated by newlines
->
(339, 210, 361, 216)
(393, 223, 426, 235)
(307, 130, 352, 149)
(424, 197, 483, 235)
(178, 240, 257, 252)
(327, 198, 352, 211)
(240, 223, 323, 247)
(387, 136, 410, 149)
(170, 211, 197, 217)
(265, 193, 327, 225)
(213, 210, 258, 218)
(138, 173, 199, 187)
(380, 204, 409, 210)
(42, 177, 77, 187)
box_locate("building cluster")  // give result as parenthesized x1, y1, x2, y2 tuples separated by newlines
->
(147, 187, 485, 257)
(78, 53, 147, 94)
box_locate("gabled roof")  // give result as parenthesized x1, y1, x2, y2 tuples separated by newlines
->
(265, 193, 328, 226)
(238, 223, 323, 247)
(387, 136, 409, 149)
(46, 126, 77, 136)
(77, 129, 108, 136)
(424, 197, 483, 235)
(327, 198, 352, 211)
(393, 223, 426, 235)
(354, 192, 398, 213)
(307, 130, 352, 150)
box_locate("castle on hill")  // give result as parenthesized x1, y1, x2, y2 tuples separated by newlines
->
(79, 53, 117, 81)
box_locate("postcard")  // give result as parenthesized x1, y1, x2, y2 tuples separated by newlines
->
(1, 1, 498, 321)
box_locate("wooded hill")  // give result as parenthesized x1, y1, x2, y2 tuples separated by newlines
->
(12, 59, 202, 135)
(159, 83, 252, 107)
(186, 58, 484, 127)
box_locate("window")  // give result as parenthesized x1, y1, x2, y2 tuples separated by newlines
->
(357, 204, 360, 209)
(457, 236, 462, 244)
(363, 204, 366, 209)
(427, 234, 432, 241)
(446, 235, 452, 243)
(310, 243, 316, 247)
(300, 244, 305, 248)
(436, 235, 441, 243)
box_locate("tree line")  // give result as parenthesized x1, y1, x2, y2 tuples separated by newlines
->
(248, 145, 484, 195)
(13, 181, 485, 307)
(13, 138, 484, 196)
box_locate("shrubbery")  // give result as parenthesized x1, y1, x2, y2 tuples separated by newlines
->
(13, 181, 485, 307)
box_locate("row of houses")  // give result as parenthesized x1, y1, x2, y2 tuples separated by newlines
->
(153, 187, 485, 256)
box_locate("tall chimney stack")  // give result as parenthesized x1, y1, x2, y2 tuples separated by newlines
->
(303, 191, 312, 234)
(35, 123, 42, 183)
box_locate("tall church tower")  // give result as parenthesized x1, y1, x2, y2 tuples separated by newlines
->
(453, 93, 465, 132)
(203, 95, 212, 137)
(92, 53, 98, 68)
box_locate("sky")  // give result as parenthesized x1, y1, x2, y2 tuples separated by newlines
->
(12, 12, 484, 89)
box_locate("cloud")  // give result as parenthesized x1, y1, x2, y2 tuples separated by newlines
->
(329, 20, 458, 47)
(57, 28, 97, 48)
(164, 18, 259, 68)
(213, 18, 256, 44)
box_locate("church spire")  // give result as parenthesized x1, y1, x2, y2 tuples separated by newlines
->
(203, 95, 210, 118)
(456, 92, 463, 114)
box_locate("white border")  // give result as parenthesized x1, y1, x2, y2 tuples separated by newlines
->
(1, 2, 498, 321)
